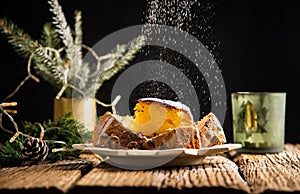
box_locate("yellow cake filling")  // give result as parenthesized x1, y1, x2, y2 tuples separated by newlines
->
(129, 98, 193, 136)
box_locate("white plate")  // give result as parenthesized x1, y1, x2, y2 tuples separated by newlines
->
(72, 143, 242, 170)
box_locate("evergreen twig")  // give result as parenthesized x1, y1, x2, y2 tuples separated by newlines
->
(97, 35, 146, 88)
(0, 0, 145, 100)
(0, 139, 23, 167)
(0, 18, 39, 57)
(48, 0, 77, 68)
(0, 112, 86, 167)
(40, 23, 61, 49)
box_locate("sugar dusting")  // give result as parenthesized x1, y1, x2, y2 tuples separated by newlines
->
(144, 0, 196, 30)
(133, 0, 224, 119)
(143, 0, 220, 56)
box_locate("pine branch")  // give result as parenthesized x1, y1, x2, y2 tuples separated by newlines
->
(0, 17, 65, 90)
(69, 10, 86, 98)
(1, 3, 145, 100)
(0, 17, 40, 57)
(33, 47, 65, 87)
(0, 16, 74, 98)
(96, 35, 146, 89)
(0, 139, 23, 167)
(74, 10, 83, 66)
(0, 113, 85, 167)
(22, 113, 84, 162)
(115, 35, 145, 66)
(48, 0, 80, 72)
(40, 23, 61, 49)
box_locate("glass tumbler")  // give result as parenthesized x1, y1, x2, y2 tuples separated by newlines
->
(231, 92, 286, 153)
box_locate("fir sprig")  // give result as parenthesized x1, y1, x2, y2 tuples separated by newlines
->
(74, 10, 83, 64)
(0, 18, 39, 58)
(0, 0, 145, 100)
(33, 47, 65, 86)
(97, 35, 146, 89)
(48, 0, 78, 67)
(40, 23, 61, 49)
(0, 113, 86, 167)
(0, 18, 66, 90)
(0, 139, 23, 167)
(22, 113, 84, 161)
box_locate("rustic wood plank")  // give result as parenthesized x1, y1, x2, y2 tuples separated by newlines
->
(75, 154, 250, 193)
(0, 160, 93, 193)
(2, 144, 300, 194)
(233, 143, 300, 194)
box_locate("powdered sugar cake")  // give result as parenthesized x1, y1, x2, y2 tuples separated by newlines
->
(92, 98, 226, 150)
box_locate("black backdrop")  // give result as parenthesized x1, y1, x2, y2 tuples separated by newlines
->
(0, 0, 299, 143)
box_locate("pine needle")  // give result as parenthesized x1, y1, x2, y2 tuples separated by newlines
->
(0, 1, 145, 99)
(97, 35, 146, 88)
(0, 17, 39, 57)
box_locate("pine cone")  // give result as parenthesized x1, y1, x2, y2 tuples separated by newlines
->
(20, 137, 49, 164)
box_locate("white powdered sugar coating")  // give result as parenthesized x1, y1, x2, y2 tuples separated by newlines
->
(138, 97, 194, 121)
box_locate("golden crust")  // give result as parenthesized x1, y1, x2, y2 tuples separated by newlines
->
(196, 112, 226, 148)
(92, 111, 201, 150)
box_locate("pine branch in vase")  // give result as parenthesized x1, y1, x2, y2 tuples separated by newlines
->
(0, 0, 146, 101)
(40, 23, 61, 49)
(0, 18, 39, 57)
(96, 35, 146, 90)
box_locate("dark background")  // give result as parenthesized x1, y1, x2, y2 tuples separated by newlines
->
(0, 0, 299, 143)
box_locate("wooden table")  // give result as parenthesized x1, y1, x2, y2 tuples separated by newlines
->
(0, 143, 300, 194)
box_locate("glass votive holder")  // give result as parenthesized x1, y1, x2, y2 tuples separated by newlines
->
(231, 92, 286, 153)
